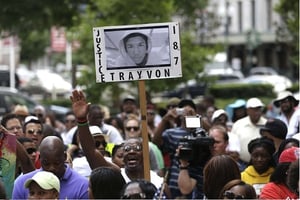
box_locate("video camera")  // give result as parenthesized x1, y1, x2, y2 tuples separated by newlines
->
(178, 116, 215, 165)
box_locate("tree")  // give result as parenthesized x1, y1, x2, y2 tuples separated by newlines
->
(275, 0, 299, 66)
(0, 0, 88, 65)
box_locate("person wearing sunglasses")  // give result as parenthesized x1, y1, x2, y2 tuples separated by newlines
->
(120, 179, 157, 199)
(23, 116, 43, 169)
(18, 137, 37, 166)
(124, 115, 163, 175)
(23, 116, 43, 147)
(70, 90, 163, 188)
(121, 137, 163, 189)
(70, 126, 112, 178)
(219, 179, 257, 199)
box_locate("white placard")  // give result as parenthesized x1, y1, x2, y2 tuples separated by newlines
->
(93, 22, 182, 83)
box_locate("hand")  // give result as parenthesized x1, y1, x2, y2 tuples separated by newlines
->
(162, 108, 178, 122)
(70, 90, 90, 121)
(176, 145, 190, 166)
(0, 125, 14, 136)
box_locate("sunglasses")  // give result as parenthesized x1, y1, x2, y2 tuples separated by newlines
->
(121, 193, 146, 199)
(125, 126, 139, 132)
(26, 129, 42, 135)
(95, 140, 107, 148)
(123, 144, 142, 152)
(26, 148, 37, 154)
(223, 191, 245, 199)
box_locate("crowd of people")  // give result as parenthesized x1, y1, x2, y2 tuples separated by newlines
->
(0, 89, 299, 199)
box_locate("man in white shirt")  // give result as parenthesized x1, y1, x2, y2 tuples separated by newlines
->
(231, 97, 267, 163)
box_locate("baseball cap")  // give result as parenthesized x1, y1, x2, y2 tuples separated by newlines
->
(228, 99, 246, 109)
(248, 137, 275, 155)
(273, 91, 299, 107)
(178, 99, 196, 110)
(122, 95, 136, 104)
(24, 171, 60, 192)
(246, 98, 264, 108)
(279, 147, 300, 163)
(24, 116, 42, 128)
(211, 109, 228, 122)
(89, 126, 108, 143)
(260, 118, 287, 139)
(167, 97, 181, 108)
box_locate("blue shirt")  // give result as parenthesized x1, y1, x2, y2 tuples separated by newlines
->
(162, 127, 189, 198)
(12, 165, 89, 199)
(162, 127, 206, 199)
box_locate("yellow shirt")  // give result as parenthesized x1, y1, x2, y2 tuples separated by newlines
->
(241, 165, 274, 195)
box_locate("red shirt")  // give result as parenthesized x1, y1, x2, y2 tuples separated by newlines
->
(34, 151, 41, 169)
(260, 182, 298, 199)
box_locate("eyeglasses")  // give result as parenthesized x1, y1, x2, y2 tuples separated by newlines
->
(125, 126, 139, 132)
(26, 129, 42, 135)
(121, 192, 146, 199)
(123, 144, 142, 152)
(95, 140, 107, 148)
(7, 126, 22, 131)
(26, 148, 37, 154)
(223, 191, 245, 199)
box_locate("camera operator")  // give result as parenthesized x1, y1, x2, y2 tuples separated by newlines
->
(152, 99, 213, 199)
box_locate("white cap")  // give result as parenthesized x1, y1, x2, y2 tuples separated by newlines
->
(211, 109, 227, 122)
(89, 126, 103, 135)
(246, 98, 264, 108)
(89, 126, 108, 143)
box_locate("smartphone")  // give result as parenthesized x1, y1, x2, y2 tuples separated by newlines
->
(176, 108, 184, 115)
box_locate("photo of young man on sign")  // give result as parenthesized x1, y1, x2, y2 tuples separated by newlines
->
(93, 22, 181, 83)
(105, 27, 170, 69)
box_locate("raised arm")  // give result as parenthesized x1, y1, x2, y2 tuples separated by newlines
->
(70, 90, 120, 171)
(152, 108, 177, 147)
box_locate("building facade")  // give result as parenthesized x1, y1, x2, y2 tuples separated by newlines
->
(204, 0, 297, 79)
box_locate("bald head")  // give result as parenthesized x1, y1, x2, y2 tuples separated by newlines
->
(39, 136, 66, 178)
(39, 136, 65, 155)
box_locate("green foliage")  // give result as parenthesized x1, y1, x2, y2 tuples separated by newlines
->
(19, 30, 50, 66)
(275, 0, 299, 65)
(0, 0, 84, 33)
(208, 83, 276, 99)
(0, 0, 87, 65)
(42, 99, 72, 108)
(287, 82, 300, 93)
